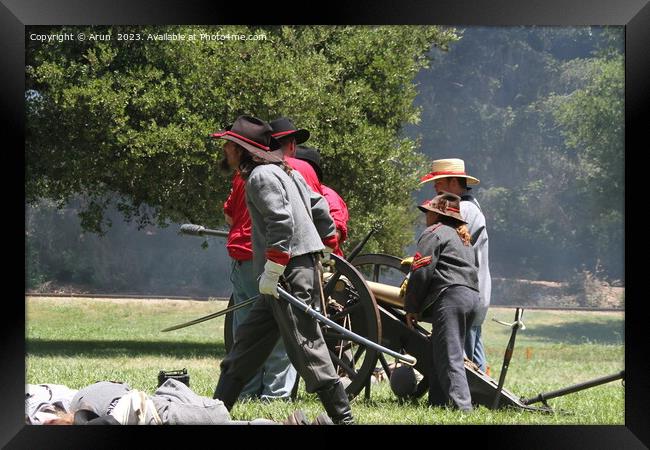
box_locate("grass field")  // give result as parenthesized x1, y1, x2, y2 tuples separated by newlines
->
(25, 296, 624, 425)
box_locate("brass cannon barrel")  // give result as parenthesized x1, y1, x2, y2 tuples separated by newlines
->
(323, 272, 406, 309)
(365, 280, 406, 309)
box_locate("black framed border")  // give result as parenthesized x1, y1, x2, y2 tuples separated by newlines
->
(3, 0, 648, 448)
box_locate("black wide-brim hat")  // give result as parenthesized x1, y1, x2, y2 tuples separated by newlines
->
(269, 117, 310, 145)
(295, 146, 323, 181)
(211, 115, 283, 163)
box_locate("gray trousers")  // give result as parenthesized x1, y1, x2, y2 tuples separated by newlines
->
(218, 253, 339, 399)
(428, 285, 480, 411)
(152, 379, 276, 425)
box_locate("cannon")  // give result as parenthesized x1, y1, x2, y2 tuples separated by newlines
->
(340, 253, 542, 410)
(344, 254, 623, 411)
(228, 250, 547, 410)
(174, 224, 623, 411)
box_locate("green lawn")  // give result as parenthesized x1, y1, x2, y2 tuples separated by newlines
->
(25, 296, 624, 425)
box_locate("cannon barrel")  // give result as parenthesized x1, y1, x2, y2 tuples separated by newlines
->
(323, 274, 406, 309)
(365, 280, 405, 309)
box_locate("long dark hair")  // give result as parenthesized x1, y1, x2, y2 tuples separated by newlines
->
(238, 148, 292, 180)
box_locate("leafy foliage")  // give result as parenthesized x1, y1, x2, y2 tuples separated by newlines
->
(26, 25, 459, 256)
(26, 26, 625, 291)
(411, 26, 623, 281)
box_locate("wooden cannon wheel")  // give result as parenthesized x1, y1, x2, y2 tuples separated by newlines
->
(350, 253, 430, 399)
(321, 254, 382, 399)
(223, 254, 382, 400)
(351, 253, 410, 285)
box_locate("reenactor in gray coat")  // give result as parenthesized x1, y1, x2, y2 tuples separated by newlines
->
(210, 116, 354, 425)
(404, 192, 480, 411)
(420, 158, 491, 372)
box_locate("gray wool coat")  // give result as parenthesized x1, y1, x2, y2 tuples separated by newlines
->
(245, 163, 336, 276)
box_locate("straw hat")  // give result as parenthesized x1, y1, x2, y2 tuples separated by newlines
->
(419, 158, 480, 185)
(418, 191, 467, 224)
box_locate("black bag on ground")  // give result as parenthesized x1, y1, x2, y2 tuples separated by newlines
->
(158, 368, 190, 388)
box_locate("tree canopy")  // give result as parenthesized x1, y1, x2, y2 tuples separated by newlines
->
(26, 26, 625, 295)
(26, 25, 459, 255)
(411, 26, 623, 281)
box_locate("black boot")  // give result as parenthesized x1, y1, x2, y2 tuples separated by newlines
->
(316, 380, 355, 425)
(213, 374, 245, 411)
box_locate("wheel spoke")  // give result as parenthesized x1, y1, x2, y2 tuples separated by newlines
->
(329, 349, 358, 378)
(353, 345, 366, 361)
(373, 264, 380, 282)
(378, 353, 392, 377)
(319, 254, 381, 400)
(328, 302, 362, 322)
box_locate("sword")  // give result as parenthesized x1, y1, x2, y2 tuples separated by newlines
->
(161, 294, 259, 332)
(277, 285, 417, 367)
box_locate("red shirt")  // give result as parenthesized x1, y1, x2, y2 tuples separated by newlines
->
(223, 172, 253, 261)
(225, 160, 336, 264)
(285, 156, 324, 195)
(322, 184, 349, 257)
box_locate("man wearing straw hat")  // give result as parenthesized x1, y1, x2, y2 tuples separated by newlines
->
(419, 158, 492, 374)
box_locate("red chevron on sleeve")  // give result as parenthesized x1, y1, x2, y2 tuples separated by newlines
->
(412, 253, 432, 270)
(322, 234, 338, 250)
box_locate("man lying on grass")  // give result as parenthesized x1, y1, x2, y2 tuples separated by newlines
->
(27, 378, 332, 425)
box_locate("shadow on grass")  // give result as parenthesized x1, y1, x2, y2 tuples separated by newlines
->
(523, 320, 624, 345)
(26, 339, 227, 359)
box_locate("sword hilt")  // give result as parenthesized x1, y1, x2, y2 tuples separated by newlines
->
(179, 223, 229, 238)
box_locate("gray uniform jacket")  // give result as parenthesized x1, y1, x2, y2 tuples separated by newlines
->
(151, 379, 233, 425)
(404, 223, 479, 315)
(70, 380, 237, 425)
(246, 164, 336, 276)
(461, 194, 492, 325)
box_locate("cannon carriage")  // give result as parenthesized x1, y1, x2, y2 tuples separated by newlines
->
(177, 224, 624, 412)
(223, 252, 539, 410)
